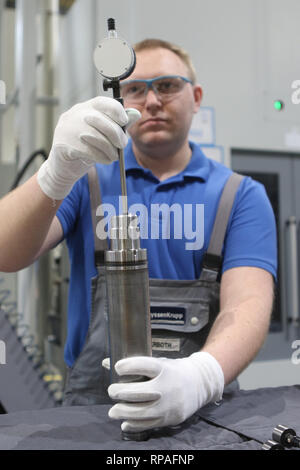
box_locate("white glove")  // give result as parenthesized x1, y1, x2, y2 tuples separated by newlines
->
(107, 352, 224, 432)
(37, 96, 141, 200)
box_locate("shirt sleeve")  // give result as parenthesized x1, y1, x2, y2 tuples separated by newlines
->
(222, 176, 278, 280)
(56, 179, 83, 239)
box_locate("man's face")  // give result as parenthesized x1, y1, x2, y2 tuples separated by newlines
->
(123, 48, 202, 156)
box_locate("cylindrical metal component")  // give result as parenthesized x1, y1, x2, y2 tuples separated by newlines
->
(105, 214, 152, 385)
(105, 265, 152, 383)
(106, 214, 152, 441)
(272, 424, 297, 448)
(108, 214, 141, 254)
(122, 430, 150, 442)
(261, 440, 285, 450)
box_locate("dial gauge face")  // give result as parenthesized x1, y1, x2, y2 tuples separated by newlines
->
(94, 37, 136, 80)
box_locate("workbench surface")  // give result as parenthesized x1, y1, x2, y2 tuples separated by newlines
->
(0, 385, 299, 451)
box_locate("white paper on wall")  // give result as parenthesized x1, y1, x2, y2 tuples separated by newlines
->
(189, 106, 215, 145)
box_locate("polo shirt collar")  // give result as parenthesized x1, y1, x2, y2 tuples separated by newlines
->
(124, 140, 209, 182)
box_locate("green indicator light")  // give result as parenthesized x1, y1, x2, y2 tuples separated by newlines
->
(274, 100, 284, 111)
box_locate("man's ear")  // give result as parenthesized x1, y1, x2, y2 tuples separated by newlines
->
(193, 85, 203, 113)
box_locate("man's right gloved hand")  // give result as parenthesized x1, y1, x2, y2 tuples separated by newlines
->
(37, 96, 141, 200)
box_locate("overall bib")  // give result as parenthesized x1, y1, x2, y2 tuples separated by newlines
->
(63, 167, 244, 406)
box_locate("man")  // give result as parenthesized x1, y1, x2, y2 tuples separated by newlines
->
(0, 39, 276, 433)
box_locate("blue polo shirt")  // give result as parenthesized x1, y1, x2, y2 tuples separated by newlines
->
(56, 141, 277, 367)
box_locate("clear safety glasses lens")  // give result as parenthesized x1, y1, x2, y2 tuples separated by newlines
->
(120, 76, 191, 102)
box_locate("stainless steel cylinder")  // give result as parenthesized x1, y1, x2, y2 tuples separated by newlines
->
(105, 214, 152, 385)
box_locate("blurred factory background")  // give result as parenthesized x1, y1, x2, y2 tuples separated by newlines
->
(0, 0, 300, 413)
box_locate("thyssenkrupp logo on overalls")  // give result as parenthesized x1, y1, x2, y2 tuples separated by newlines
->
(0, 80, 6, 105)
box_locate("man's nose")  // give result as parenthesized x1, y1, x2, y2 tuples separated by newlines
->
(144, 88, 163, 110)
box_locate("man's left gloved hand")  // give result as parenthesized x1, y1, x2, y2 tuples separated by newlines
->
(107, 352, 224, 432)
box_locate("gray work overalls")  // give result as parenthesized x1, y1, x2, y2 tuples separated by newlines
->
(63, 167, 244, 406)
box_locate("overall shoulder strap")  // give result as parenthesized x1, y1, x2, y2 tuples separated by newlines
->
(200, 172, 245, 281)
(87, 166, 109, 266)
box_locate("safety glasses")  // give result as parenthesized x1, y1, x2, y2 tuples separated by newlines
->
(120, 75, 193, 103)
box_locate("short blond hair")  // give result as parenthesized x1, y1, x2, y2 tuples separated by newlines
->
(133, 38, 197, 85)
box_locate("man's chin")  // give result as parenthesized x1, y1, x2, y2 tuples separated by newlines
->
(135, 131, 172, 148)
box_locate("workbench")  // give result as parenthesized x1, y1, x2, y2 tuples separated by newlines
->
(0, 385, 299, 451)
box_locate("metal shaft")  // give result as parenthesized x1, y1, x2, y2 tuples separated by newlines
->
(118, 147, 128, 215)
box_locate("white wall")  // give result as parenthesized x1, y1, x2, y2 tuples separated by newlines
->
(1, 8, 16, 164)
(59, 0, 98, 110)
